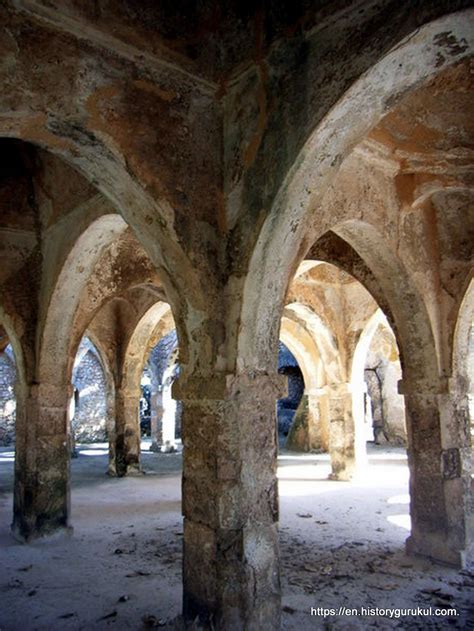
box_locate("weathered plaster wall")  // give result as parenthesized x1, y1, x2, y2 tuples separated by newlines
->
(225, 1, 474, 252)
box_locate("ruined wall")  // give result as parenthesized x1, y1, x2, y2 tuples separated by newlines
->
(72, 345, 107, 444)
(0, 346, 16, 445)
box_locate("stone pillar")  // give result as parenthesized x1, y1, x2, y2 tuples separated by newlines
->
(351, 380, 369, 464)
(68, 392, 77, 457)
(285, 389, 327, 452)
(161, 364, 177, 451)
(12, 382, 72, 541)
(106, 386, 117, 475)
(327, 382, 367, 480)
(149, 380, 163, 453)
(173, 372, 286, 629)
(401, 378, 473, 568)
(112, 388, 141, 477)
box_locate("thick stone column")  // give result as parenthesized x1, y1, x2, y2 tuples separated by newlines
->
(161, 364, 177, 451)
(310, 389, 331, 453)
(106, 386, 117, 475)
(285, 389, 328, 452)
(112, 387, 141, 477)
(173, 372, 286, 630)
(12, 382, 72, 541)
(327, 382, 367, 480)
(401, 379, 473, 568)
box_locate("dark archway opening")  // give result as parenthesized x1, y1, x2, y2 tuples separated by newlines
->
(277, 342, 304, 449)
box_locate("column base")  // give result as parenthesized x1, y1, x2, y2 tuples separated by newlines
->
(149, 441, 161, 453)
(107, 464, 143, 477)
(125, 464, 143, 476)
(328, 471, 352, 481)
(161, 441, 178, 453)
(406, 533, 468, 569)
(328, 458, 356, 481)
(11, 523, 73, 544)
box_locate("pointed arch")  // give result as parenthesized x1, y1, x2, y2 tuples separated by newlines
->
(280, 316, 321, 393)
(122, 301, 174, 393)
(334, 220, 439, 386)
(282, 303, 343, 386)
(240, 9, 474, 371)
(0, 305, 26, 387)
(38, 213, 128, 385)
(351, 308, 388, 388)
(452, 276, 474, 385)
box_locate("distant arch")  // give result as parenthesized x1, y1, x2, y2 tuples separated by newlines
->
(334, 220, 439, 386)
(122, 302, 174, 393)
(351, 309, 387, 390)
(280, 314, 322, 393)
(283, 303, 344, 386)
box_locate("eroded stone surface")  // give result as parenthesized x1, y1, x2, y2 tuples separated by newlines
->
(0, 3, 472, 628)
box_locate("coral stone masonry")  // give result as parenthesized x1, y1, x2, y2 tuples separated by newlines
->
(0, 2, 473, 629)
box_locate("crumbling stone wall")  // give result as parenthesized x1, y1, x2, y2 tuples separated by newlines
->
(72, 341, 107, 444)
(0, 345, 16, 445)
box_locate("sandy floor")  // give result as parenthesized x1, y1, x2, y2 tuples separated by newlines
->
(0, 442, 472, 630)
